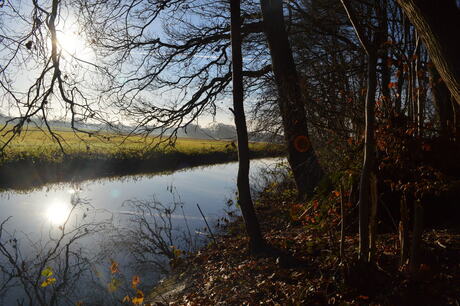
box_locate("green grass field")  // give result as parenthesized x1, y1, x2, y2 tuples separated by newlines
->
(0, 128, 284, 189)
(0, 128, 282, 163)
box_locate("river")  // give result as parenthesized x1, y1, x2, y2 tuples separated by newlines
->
(0, 157, 284, 305)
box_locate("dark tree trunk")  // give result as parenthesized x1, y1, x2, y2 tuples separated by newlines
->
(430, 65, 454, 138)
(396, 0, 460, 105)
(454, 101, 460, 142)
(399, 195, 410, 266)
(395, 61, 404, 113)
(368, 173, 378, 262)
(358, 51, 378, 262)
(260, 0, 323, 199)
(409, 201, 424, 273)
(340, 0, 380, 263)
(381, 56, 391, 112)
(230, 0, 265, 253)
(339, 183, 346, 263)
(380, 0, 391, 115)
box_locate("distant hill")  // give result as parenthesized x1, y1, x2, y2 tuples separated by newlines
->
(0, 114, 282, 143)
(0, 114, 128, 133)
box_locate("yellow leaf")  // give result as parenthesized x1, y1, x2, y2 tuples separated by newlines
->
(40, 277, 56, 287)
(132, 290, 144, 305)
(41, 267, 53, 278)
(122, 295, 131, 303)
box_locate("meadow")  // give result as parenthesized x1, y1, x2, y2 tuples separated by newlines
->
(0, 128, 284, 189)
(1, 128, 279, 161)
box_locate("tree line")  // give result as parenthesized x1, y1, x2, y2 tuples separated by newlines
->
(1, 0, 459, 271)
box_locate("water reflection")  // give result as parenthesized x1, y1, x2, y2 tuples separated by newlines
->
(46, 201, 72, 225)
(0, 158, 285, 305)
(0, 196, 111, 305)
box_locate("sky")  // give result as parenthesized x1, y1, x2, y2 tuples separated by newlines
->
(0, 0, 237, 129)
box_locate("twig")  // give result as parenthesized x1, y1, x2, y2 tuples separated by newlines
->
(196, 204, 216, 244)
(339, 183, 345, 263)
(298, 206, 313, 220)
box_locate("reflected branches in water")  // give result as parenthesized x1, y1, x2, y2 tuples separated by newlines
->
(0, 193, 112, 305)
(116, 191, 199, 275)
(0, 158, 284, 304)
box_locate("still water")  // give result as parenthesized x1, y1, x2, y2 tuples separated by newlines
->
(0, 157, 283, 305)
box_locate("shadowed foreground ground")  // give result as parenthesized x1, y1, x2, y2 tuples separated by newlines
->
(146, 180, 460, 305)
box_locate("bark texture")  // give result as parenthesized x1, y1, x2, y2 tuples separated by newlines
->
(260, 0, 323, 199)
(397, 0, 460, 105)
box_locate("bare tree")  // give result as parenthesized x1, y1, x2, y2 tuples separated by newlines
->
(260, 0, 323, 199)
(0, 0, 111, 151)
(230, 0, 265, 252)
(340, 0, 385, 262)
(76, 0, 271, 142)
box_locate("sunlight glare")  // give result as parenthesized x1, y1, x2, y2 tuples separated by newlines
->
(46, 201, 72, 225)
(55, 18, 94, 62)
(57, 30, 87, 56)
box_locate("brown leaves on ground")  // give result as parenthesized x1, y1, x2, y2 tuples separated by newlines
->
(154, 194, 460, 305)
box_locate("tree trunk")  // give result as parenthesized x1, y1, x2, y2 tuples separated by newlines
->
(380, 0, 391, 116)
(230, 0, 265, 253)
(395, 61, 404, 113)
(339, 183, 346, 263)
(430, 64, 454, 138)
(414, 35, 423, 135)
(409, 201, 424, 273)
(399, 195, 410, 266)
(381, 56, 391, 114)
(453, 100, 460, 142)
(260, 0, 323, 199)
(396, 0, 460, 105)
(368, 173, 378, 262)
(340, 0, 381, 263)
(358, 51, 378, 262)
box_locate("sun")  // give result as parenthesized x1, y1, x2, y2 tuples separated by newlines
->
(56, 21, 94, 61)
(57, 30, 88, 57)
(46, 201, 72, 225)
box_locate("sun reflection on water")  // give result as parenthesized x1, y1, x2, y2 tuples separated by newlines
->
(46, 201, 72, 225)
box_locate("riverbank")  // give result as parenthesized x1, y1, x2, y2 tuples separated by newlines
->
(0, 146, 283, 190)
(146, 176, 460, 305)
(0, 128, 284, 189)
